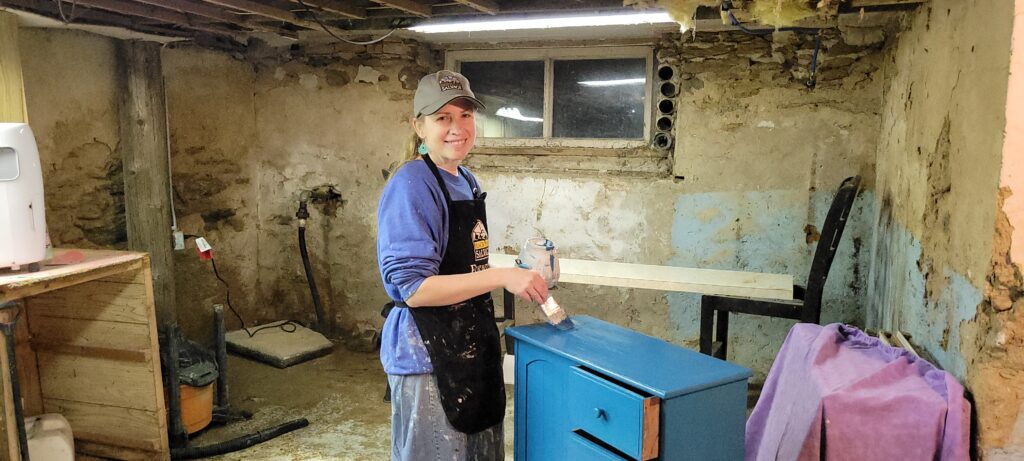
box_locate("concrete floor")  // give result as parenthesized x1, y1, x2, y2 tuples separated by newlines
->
(189, 344, 515, 460)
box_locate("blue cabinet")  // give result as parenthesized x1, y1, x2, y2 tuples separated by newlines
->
(507, 316, 751, 461)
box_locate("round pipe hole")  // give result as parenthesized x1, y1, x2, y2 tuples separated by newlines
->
(657, 65, 675, 81)
(652, 132, 673, 151)
(657, 116, 673, 131)
(660, 81, 678, 98)
(658, 99, 675, 115)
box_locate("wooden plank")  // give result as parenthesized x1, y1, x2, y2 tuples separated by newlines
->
(25, 281, 150, 324)
(293, 0, 367, 19)
(32, 343, 150, 363)
(139, 264, 169, 457)
(13, 314, 40, 418)
(28, 315, 152, 352)
(68, 0, 241, 36)
(43, 399, 163, 452)
(132, 0, 295, 36)
(489, 254, 793, 300)
(36, 352, 158, 411)
(370, 0, 431, 17)
(0, 249, 146, 303)
(0, 303, 17, 460)
(893, 331, 919, 357)
(199, 0, 362, 30)
(452, 0, 499, 14)
(877, 331, 892, 347)
(76, 440, 163, 461)
(0, 11, 26, 124)
(849, 0, 925, 7)
(641, 396, 660, 460)
(117, 42, 178, 327)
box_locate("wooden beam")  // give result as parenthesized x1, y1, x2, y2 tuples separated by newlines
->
(292, 0, 367, 20)
(61, 0, 240, 36)
(132, 0, 296, 36)
(451, 0, 500, 14)
(198, 0, 360, 33)
(0, 11, 26, 124)
(848, 0, 925, 7)
(0, 0, 191, 38)
(370, 0, 431, 17)
(116, 42, 178, 327)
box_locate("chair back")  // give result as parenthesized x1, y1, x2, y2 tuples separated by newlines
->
(803, 176, 861, 321)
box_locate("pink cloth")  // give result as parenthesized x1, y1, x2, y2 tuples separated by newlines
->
(745, 323, 970, 461)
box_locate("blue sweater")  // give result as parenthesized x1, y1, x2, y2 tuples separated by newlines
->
(377, 159, 482, 375)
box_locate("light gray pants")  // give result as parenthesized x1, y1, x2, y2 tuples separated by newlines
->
(388, 374, 504, 461)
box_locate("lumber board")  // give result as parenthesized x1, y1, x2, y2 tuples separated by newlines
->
(12, 314, 40, 418)
(36, 352, 158, 411)
(25, 278, 150, 324)
(488, 254, 793, 300)
(0, 249, 147, 303)
(75, 440, 163, 461)
(28, 315, 152, 352)
(0, 12, 26, 124)
(43, 399, 163, 452)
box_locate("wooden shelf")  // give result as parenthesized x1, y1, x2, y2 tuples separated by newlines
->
(0, 249, 168, 460)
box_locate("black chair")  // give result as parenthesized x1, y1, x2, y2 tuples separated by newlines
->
(699, 176, 862, 360)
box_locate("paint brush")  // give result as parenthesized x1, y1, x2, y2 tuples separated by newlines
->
(540, 296, 574, 330)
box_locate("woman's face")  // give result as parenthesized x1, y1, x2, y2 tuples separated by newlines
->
(414, 98, 477, 166)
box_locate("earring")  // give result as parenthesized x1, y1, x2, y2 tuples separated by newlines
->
(417, 143, 429, 155)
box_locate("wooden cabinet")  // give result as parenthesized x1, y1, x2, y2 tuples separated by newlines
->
(0, 250, 169, 460)
(507, 316, 750, 461)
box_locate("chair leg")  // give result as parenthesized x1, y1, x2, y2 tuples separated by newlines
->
(715, 311, 729, 360)
(699, 301, 714, 355)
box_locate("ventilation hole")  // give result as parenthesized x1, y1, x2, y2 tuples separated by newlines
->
(653, 132, 673, 151)
(657, 65, 675, 81)
(658, 99, 675, 115)
(660, 81, 678, 98)
(657, 116, 673, 131)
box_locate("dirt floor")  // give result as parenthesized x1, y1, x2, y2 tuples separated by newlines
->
(188, 344, 516, 460)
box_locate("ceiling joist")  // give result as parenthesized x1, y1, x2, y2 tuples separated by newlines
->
(451, 0, 499, 15)
(371, 0, 431, 18)
(132, 0, 294, 37)
(196, 0, 351, 34)
(58, 0, 239, 36)
(289, 0, 366, 20)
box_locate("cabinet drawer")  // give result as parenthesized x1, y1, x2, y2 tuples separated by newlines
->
(567, 432, 628, 461)
(567, 366, 660, 460)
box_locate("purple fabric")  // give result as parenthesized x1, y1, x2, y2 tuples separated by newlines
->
(746, 323, 970, 461)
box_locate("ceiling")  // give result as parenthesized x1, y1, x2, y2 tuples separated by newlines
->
(0, 0, 920, 48)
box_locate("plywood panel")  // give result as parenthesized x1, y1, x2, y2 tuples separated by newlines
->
(43, 399, 162, 452)
(13, 314, 40, 417)
(36, 352, 157, 411)
(28, 315, 151, 351)
(26, 281, 149, 324)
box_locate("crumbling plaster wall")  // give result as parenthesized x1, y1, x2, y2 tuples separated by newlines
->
(474, 30, 884, 379)
(19, 29, 124, 249)
(868, 0, 1024, 457)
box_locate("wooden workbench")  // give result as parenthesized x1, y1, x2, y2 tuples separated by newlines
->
(0, 249, 169, 460)
(489, 253, 793, 300)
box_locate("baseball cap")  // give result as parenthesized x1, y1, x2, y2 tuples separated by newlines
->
(413, 70, 485, 117)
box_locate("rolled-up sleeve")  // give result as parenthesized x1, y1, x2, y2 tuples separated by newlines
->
(377, 167, 447, 302)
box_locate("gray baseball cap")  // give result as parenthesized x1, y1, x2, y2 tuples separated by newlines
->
(413, 70, 485, 117)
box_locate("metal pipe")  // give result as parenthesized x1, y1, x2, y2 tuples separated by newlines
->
(213, 304, 228, 409)
(0, 302, 29, 461)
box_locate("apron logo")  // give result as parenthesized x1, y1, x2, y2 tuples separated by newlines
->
(472, 220, 489, 261)
(439, 74, 464, 92)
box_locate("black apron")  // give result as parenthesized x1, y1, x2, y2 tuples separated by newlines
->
(400, 154, 505, 434)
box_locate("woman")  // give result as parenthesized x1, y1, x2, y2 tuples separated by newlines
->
(377, 70, 549, 461)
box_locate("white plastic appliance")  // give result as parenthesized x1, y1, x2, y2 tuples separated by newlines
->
(0, 123, 47, 271)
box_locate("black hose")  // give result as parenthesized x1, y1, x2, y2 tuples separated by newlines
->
(0, 305, 29, 461)
(298, 226, 326, 334)
(170, 418, 309, 460)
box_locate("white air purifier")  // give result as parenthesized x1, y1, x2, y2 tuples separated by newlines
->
(0, 123, 47, 271)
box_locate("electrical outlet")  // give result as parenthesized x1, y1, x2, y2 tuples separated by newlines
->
(173, 230, 185, 250)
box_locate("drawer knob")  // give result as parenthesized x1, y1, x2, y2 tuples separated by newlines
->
(594, 408, 607, 420)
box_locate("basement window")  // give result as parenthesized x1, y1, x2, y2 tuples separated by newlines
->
(446, 46, 653, 150)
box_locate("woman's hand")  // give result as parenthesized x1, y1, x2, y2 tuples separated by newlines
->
(502, 268, 549, 304)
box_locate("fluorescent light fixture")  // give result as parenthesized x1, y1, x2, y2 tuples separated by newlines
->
(496, 107, 543, 123)
(578, 78, 646, 87)
(408, 12, 674, 34)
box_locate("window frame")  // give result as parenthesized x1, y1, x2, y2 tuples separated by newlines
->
(445, 46, 654, 149)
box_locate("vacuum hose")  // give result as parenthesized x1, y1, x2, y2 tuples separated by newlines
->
(297, 192, 326, 333)
(170, 418, 309, 460)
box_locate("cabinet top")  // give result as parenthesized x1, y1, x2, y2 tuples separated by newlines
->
(507, 316, 751, 399)
(1, 249, 148, 303)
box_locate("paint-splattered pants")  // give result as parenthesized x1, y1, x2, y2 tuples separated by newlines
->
(388, 373, 504, 461)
